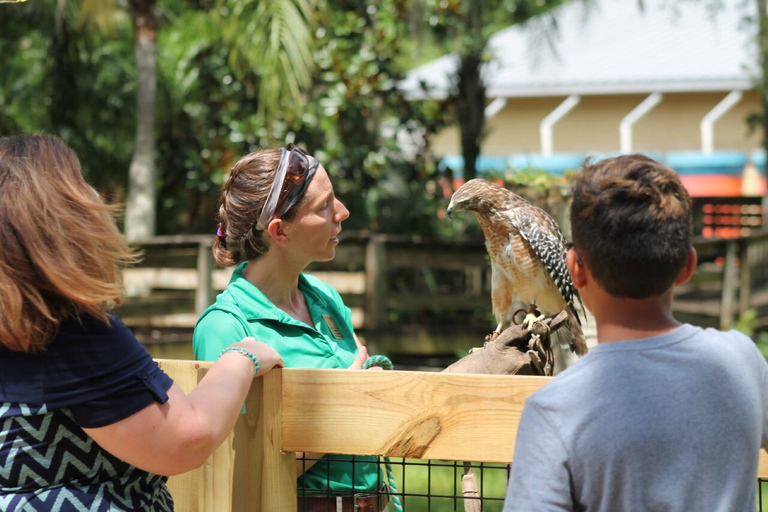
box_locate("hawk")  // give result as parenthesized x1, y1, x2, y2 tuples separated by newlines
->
(447, 178, 587, 356)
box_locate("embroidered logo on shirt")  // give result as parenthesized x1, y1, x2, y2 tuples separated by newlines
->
(322, 314, 344, 339)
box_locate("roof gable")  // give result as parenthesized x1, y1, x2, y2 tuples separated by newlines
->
(400, 0, 757, 99)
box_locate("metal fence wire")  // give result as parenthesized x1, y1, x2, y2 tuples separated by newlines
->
(297, 456, 768, 512)
(296, 455, 505, 512)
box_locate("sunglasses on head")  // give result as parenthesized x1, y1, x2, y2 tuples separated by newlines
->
(256, 143, 319, 231)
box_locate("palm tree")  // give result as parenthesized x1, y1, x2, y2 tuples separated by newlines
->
(216, 0, 316, 145)
(755, 0, 768, 213)
(72, 0, 316, 239)
(124, 0, 157, 241)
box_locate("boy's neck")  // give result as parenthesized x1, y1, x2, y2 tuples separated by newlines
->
(592, 290, 682, 344)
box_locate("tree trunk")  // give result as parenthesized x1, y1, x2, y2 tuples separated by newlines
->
(758, 0, 768, 215)
(457, 52, 485, 183)
(124, 0, 157, 241)
(456, 0, 486, 183)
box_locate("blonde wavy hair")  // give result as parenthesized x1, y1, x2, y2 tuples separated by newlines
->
(0, 135, 138, 352)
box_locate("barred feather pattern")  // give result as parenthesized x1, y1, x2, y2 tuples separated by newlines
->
(448, 179, 587, 355)
(513, 203, 581, 323)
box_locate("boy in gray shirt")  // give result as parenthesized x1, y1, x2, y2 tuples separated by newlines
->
(503, 154, 768, 512)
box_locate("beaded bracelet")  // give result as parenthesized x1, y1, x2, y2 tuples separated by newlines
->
(219, 347, 260, 376)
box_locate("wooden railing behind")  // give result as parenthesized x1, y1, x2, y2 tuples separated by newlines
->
(675, 228, 768, 330)
(124, 229, 768, 345)
(157, 361, 768, 512)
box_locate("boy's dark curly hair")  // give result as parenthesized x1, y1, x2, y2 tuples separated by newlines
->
(570, 154, 693, 299)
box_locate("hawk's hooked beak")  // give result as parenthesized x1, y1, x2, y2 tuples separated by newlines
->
(446, 201, 454, 218)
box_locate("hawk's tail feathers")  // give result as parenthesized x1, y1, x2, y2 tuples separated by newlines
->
(568, 311, 588, 356)
(569, 294, 587, 328)
(556, 310, 588, 356)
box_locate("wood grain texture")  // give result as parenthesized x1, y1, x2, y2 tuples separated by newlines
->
(258, 370, 297, 512)
(280, 368, 768, 476)
(280, 368, 546, 463)
(156, 360, 211, 512)
(158, 360, 768, 512)
(231, 378, 263, 512)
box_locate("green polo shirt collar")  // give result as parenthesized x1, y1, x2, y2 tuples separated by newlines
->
(194, 262, 380, 493)
(228, 263, 333, 333)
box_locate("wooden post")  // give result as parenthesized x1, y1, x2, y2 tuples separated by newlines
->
(256, 370, 297, 511)
(231, 379, 263, 511)
(196, 240, 214, 317)
(739, 239, 751, 316)
(158, 360, 211, 512)
(231, 369, 296, 511)
(365, 235, 386, 329)
(201, 364, 236, 512)
(720, 240, 738, 330)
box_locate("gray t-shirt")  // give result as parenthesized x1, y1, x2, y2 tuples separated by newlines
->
(503, 324, 768, 512)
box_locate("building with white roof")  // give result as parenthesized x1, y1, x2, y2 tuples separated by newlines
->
(400, 0, 765, 197)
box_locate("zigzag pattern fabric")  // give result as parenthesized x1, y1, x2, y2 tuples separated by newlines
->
(0, 402, 173, 511)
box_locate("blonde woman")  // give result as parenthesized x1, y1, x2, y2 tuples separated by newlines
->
(0, 135, 283, 511)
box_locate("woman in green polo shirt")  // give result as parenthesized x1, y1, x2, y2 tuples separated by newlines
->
(193, 145, 388, 511)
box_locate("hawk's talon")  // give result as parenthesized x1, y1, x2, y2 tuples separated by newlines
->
(522, 313, 545, 331)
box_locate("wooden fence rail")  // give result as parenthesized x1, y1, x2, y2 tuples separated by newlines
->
(157, 361, 768, 512)
(123, 228, 768, 347)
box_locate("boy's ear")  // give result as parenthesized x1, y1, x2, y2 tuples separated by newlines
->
(566, 249, 587, 288)
(674, 247, 698, 285)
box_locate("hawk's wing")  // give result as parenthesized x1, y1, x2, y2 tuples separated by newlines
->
(510, 205, 584, 325)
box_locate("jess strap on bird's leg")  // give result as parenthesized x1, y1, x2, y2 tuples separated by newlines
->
(443, 310, 570, 377)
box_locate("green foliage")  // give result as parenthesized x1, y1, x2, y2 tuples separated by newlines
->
(0, 0, 457, 237)
(504, 167, 560, 192)
(425, 0, 573, 50)
(215, 0, 315, 138)
(153, 0, 454, 236)
(756, 333, 768, 360)
(389, 460, 508, 511)
(282, 0, 451, 234)
(154, 7, 262, 232)
(0, 1, 136, 197)
(734, 308, 768, 361)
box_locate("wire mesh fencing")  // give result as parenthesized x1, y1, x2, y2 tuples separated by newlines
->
(297, 454, 508, 512)
(297, 455, 768, 512)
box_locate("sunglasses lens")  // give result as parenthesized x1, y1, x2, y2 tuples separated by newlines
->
(288, 151, 308, 179)
(273, 148, 315, 218)
(258, 144, 318, 229)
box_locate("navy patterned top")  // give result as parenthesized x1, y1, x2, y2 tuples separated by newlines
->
(0, 313, 175, 511)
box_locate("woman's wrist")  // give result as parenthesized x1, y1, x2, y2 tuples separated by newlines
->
(218, 346, 260, 376)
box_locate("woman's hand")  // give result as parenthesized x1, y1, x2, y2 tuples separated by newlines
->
(228, 337, 284, 376)
(348, 342, 369, 369)
(347, 333, 383, 370)
(348, 333, 368, 369)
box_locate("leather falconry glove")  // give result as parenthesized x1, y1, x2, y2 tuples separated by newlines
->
(442, 310, 570, 377)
